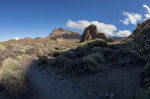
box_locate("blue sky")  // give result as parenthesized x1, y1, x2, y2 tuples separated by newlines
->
(0, 0, 150, 41)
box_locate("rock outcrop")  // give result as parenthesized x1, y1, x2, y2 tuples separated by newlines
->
(47, 28, 81, 40)
(24, 37, 32, 40)
(122, 19, 150, 43)
(80, 24, 114, 42)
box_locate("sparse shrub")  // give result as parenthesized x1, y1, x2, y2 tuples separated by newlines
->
(50, 56, 69, 67)
(26, 48, 39, 56)
(139, 47, 150, 55)
(0, 44, 6, 50)
(134, 87, 150, 99)
(38, 50, 44, 57)
(21, 54, 26, 58)
(142, 54, 150, 63)
(64, 59, 82, 74)
(90, 52, 104, 63)
(38, 56, 48, 65)
(52, 50, 63, 57)
(82, 52, 103, 73)
(91, 47, 102, 52)
(82, 56, 102, 73)
(63, 51, 75, 58)
(16, 55, 23, 60)
(1, 58, 26, 95)
(144, 64, 150, 70)
(83, 39, 108, 48)
(107, 56, 116, 62)
(2, 58, 20, 71)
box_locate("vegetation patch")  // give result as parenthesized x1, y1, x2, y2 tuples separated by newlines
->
(0, 58, 27, 95)
(134, 86, 150, 99)
(82, 52, 103, 73)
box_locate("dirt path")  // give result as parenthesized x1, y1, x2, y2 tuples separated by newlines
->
(21, 58, 142, 99)
(0, 57, 142, 99)
(23, 59, 84, 99)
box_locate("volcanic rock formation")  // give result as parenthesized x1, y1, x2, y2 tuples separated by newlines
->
(48, 28, 81, 40)
(122, 19, 150, 43)
(24, 37, 32, 40)
(80, 24, 115, 42)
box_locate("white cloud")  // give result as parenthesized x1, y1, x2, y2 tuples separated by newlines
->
(143, 4, 150, 19)
(66, 20, 131, 37)
(15, 37, 19, 40)
(116, 30, 131, 37)
(119, 12, 142, 25)
(67, 20, 117, 36)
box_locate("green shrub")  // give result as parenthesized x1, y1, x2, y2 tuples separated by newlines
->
(16, 55, 23, 60)
(83, 39, 108, 48)
(0, 44, 6, 50)
(144, 64, 150, 70)
(1, 59, 26, 95)
(1, 70, 26, 95)
(2, 58, 20, 71)
(21, 54, 26, 58)
(134, 87, 150, 99)
(1, 69, 15, 80)
(63, 51, 75, 58)
(38, 56, 48, 65)
(82, 52, 103, 73)
(52, 50, 63, 57)
(50, 56, 69, 67)
(90, 52, 104, 63)
(91, 47, 103, 52)
(38, 50, 44, 57)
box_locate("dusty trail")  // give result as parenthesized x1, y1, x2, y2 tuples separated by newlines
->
(24, 59, 84, 99)
(0, 58, 143, 99)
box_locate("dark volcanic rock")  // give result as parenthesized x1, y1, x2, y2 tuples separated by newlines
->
(47, 28, 81, 40)
(80, 24, 114, 42)
(122, 19, 150, 43)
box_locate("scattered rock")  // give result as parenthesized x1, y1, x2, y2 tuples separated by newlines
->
(58, 76, 65, 80)
(105, 93, 109, 97)
(41, 70, 47, 74)
(109, 93, 115, 99)
(98, 92, 103, 97)
(88, 92, 91, 95)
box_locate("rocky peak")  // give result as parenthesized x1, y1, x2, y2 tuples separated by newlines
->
(123, 19, 150, 43)
(48, 28, 81, 40)
(80, 24, 114, 42)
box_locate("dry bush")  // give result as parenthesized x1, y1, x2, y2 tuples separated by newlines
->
(82, 52, 103, 73)
(0, 58, 27, 95)
(134, 86, 150, 99)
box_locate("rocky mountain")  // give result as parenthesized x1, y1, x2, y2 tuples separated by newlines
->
(80, 24, 115, 42)
(47, 28, 81, 40)
(121, 19, 150, 45)
(24, 37, 32, 40)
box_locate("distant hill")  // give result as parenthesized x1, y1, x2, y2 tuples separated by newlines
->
(47, 28, 81, 40)
(111, 37, 124, 41)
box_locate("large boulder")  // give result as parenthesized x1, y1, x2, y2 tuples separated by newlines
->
(80, 24, 114, 42)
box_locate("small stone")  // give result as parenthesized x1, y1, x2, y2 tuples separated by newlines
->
(109, 93, 114, 99)
(88, 92, 91, 95)
(99, 92, 103, 97)
(41, 70, 47, 74)
(105, 93, 109, 97)
(58, 76, 65, 80)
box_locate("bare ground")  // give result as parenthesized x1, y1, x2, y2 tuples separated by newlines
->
(0, 58, 143, 99)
